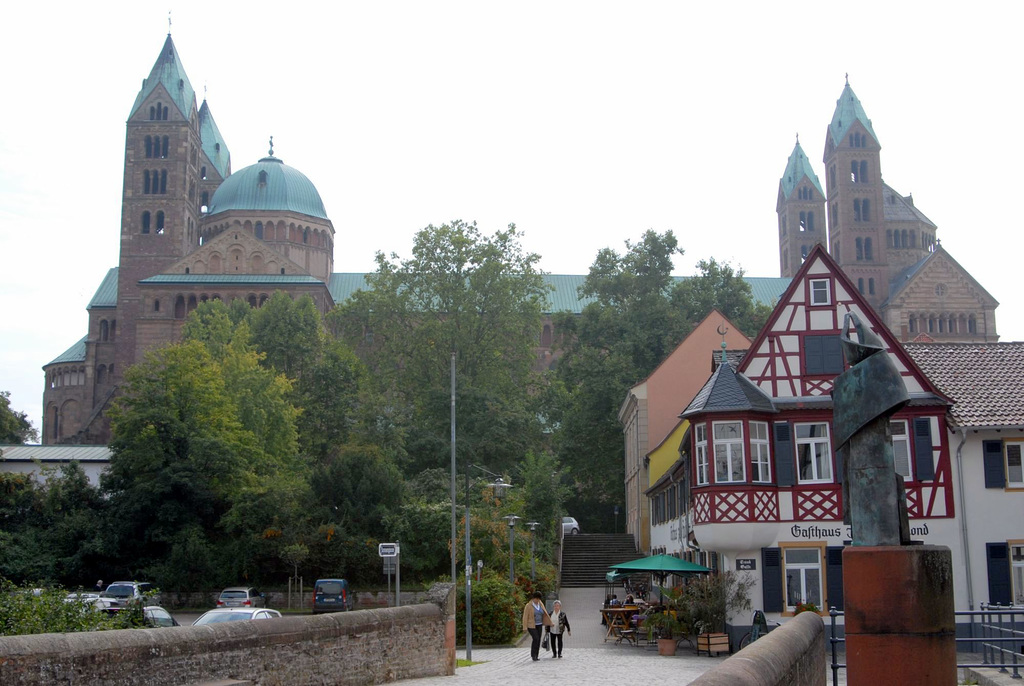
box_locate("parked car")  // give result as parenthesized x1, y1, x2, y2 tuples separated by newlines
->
(101, 581, 156, 608)
(64, 592, 114, 611)
(217, 587, 266, 608)
(562, 516, 580, 536)
(312, 578, 351, 614)
(143, 606, 179, 628)
(192, 608, 282, 625)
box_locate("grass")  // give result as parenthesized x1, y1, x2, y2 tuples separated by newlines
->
(457, 659, 485, 667)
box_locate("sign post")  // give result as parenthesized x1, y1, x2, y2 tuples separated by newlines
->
(379, 542, 400, 607)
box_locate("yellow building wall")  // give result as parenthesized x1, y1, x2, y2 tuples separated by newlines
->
(648, 419, 689, 487)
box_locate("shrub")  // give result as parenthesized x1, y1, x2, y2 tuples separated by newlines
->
(455, 571, 519, 645)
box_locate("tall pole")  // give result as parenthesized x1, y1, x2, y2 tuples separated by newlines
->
(527, 522, 539, 581)
(509, 523, 514, 583)
(450, 352, 457, 584)
(464, 462, 473, 660)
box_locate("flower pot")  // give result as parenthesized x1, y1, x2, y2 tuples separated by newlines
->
(697, 632, 730, 657)
(657, 637, 677, 656)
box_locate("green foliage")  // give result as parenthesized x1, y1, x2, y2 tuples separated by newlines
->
(456, 571, 520, 644)
(0, 391, 37, 444)
(671, 258, 773, 338)
(681, 572, 755, 635)
(0, 580, 115, 636)
(248, 292, 324, 379)
(310, 444, 403, 540)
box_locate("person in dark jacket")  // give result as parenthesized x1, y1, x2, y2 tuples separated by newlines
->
(547, 599, 572, 658)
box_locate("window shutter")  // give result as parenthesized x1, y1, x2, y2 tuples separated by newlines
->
(983, 441, 1006, 489)
(834, 447, 845, 484)
(805, 336, 823, 375)
(822, 336, 844, 375)
(986, 542, 1011, 605)
(773, 422, 796, 487)
(762, 548, 783, 613)
(912, 418, 935, 481)
(826, 547, 845, 611)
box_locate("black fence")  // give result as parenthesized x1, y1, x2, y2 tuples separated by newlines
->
(828, 603, 1023, 685)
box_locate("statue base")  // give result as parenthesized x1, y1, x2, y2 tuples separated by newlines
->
(843, 545, 956, 686)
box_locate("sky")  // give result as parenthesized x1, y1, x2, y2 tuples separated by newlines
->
(2, 1, 1022, 436)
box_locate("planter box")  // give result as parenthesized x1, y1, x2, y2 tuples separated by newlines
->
(697, 632, 730, 657)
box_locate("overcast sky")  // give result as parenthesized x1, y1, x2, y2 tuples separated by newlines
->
(2, 1, 1021, 436)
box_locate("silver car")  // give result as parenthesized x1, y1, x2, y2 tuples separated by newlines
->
(192, 608, 282, 625)
(217, 587, 266, 608)
(562, 516, 580, 536)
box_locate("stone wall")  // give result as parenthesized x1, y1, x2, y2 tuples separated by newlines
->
(0, 583, 455, 685)
(158, 588, 431, 611)
(689, 611, 825, 686)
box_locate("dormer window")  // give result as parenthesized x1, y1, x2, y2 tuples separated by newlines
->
(810, 279, 830, 306)
(258, 170, 268, 186)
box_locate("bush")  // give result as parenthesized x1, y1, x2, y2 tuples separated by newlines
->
(455, 571, 519, 645)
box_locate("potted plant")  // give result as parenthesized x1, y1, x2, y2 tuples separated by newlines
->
(684, 572, 754, 657)
(644, 585, 691, 656)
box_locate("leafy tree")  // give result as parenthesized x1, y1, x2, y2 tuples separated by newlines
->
(0, 391, 37, 444)
(309, 444, 403, 540)
(293, 340, 366, 463)
(248, 292, 323, 379)
(671, 258, 773, 338)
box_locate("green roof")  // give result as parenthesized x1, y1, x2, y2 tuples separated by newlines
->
(828, 82, 878, 146)
(198, 100, 231, 179)
(140, 274, 323, 286)
(47, 336, 87, 365)
(779, 141, 824, 199)
(129, 34, 196, 121)
(87, 268, 119, 309)
(206, 156, 329, 220)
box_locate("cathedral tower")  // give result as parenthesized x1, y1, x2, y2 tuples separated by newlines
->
(776, 137, 826, 278)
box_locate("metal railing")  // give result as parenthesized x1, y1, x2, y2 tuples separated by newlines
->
(828, 604, 1023, 685)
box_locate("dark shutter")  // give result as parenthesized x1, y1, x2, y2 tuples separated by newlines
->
(986, 542, 1011, 605)
(826, 547, 845, 611)
(912, 418, 935, 481)
(762, 548, 783, 613)
(711, 552, 720, 573)
(774, 422, 796, 487)
(805, 336, 823, 375)
(834, 447, 845, 484)
(983, 441, 1006, 489)
(822, 336, 844, 374)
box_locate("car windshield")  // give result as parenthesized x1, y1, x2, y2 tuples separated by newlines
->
(103, 585, 134, 597)
(220, 591, 248, 598)
(563, 518, 573, 523)
(317, 582, 344, 595)
(195, 612, 254, 624)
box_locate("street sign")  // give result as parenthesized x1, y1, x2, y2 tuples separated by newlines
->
(379, 542, 400, 558)
(383, 558, 396, 574)
(736, 558, 756, 571)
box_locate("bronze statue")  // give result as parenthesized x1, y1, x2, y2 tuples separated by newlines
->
(832, 313, 912, 546)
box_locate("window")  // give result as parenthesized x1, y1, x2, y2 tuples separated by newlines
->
(862, 200, 870, 222)
(784, 546, 823, 611)
(854, 199, 862, 222)
(804, 335, 843, 375)
(868, 278, 875, 295)
(695, 424, 709, 486)
(865, 238, 873, 261)
(1008, 442, 1023, 486)
(751, 421, 771, 482)
(141, 211, 151, 234)
(1013, 544, 1024, 605)
(856, 237, 863, 260)
(810, 279, 830, 306)
(890, 420, 912, 479)
(796, 422, 832, 482)
(713, 421, 745, 483)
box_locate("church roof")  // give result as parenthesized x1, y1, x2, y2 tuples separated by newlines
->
(87, 268, 119, 309)
(206, 154, 329, 220)
(904, 342, 1024, 429)
(140, 274, 324, 286)
(882, 184, 936, 228)
(828, 82, 878, 146)
(779, 140, 824, 199)
(680, 358, 776, 418)
(883, 244, 999, 308)
(199, 100, 231, 179)
(129, 34, 196, 121)
(47, 336, 87, 365)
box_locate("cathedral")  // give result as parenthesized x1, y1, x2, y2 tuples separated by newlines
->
(41, 39, 1000, 445)
(776, 79, 998, 343)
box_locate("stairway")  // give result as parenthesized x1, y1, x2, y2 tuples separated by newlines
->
(560, 533, 638, 587)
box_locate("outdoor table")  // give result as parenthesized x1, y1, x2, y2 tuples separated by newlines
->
(600, 606, 638, 641)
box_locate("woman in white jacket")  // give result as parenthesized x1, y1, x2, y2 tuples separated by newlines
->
(547, 599, 572, 658)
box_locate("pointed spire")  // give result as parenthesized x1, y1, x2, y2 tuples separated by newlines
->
(128, 34, 197, 121)
(779, 138, 824, 199)
(198, 99, 231, 179)
(828, 76, 879, 146)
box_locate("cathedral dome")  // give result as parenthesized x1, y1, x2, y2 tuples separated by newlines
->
(206, 153, 328, 220)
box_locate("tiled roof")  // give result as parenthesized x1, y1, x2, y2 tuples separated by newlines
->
(47, 336, 87, 366)
(903, 342, 1024, 428)
(681, 361, 776, 418)
(0, 445, 112, 462)
(882, 184, 936, 227)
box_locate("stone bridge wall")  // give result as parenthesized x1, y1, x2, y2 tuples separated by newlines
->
(0, 583, 455, 686)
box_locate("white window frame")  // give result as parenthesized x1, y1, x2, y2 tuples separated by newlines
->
(750, 421, 772, 483)
(782, 544, 824, 612)
(795, 422, 833, 483)
(1006, 441, 1024, 487)
(695, 424, 709, 486)
(889, 420, 913, 481)
(713, 421, 746, 483)
(1011, 542, 1024, 606)
(810, 279, 831, 306)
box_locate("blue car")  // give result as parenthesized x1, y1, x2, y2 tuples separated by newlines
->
(312, 578, 352, 614)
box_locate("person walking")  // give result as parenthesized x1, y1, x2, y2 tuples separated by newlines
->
(547, 599, 571, 658)
(522, 591, 552, 661)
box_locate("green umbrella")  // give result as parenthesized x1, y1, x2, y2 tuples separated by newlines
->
(609, 554, 711, 575)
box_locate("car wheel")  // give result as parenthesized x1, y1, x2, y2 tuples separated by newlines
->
(571, 528, 579, 535)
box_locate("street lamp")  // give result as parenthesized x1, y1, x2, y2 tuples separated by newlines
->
(465, 465, 512, 662)
(504, 514, 521, 584)
(526, 522, 539, 581)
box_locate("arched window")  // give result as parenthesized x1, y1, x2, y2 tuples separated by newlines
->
(78, 368, 85, 385)
(858, 278, 864, 294)
(851, 160, 859, 183)
(100, 320, 109, 341)
(154, 299, 160, 312)
(174, 295, 186, 319)
(854, 199, 862, 222)
(259, 294, 269, 306)
(862, 199, 870, 222)
(303, 228, 309, 244)
(799, 211, 807, 231)
(149, 105, 156, 120)
(868, 278, 875, 295)
(200, 191, 208, 213)
(258, 170, 268, 186)
(161, 136, 169, 158)
(187, 295, 198, 313)
(860, 161, 868, 183)
(247, 294, 258, 307)
(255, 221, 264, 239)
(142, 211, 151, 234)
(156, 211, 165, 234)
(51, 406, 59, 439)
(856, 237, 864, 260)
(910, 231, 917, 248)
(201, 166, 207, 180)
(144, 170, 152, 194)
(161, 104, 168, 120)
(887, 230, 893, 248)
(909, 316, 917, 333)
(968, 316, 977, 334)
(829, 166, 836, 191)
(865, 238, 873, 261)
(160, 170, 167, 194)
(928, 316, 936, 333)
(807, 212, 814, 231)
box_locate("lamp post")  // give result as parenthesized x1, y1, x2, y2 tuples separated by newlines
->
(465, 466, 511, 662)
(526, 521, 539, 581)
(504, 514, 521, 584)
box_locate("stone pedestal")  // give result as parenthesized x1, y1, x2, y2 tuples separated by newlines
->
(843, 545, 956, 686)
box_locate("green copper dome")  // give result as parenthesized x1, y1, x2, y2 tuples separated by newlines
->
(206, 154, 329, 220)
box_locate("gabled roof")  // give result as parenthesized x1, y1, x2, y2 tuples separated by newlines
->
(883, 244, 999, 308)
(87, 268, 119, 309)
(904, 342, 1024, 429)
(198, 100, 231, 179)
(828, 82, 878, 146)
(779, 140, 824, 199)
(882, 184, 935, 227)
(46, 336, 87, 366)
(129, 34, 197, 121)
(680, 359, 776, 418)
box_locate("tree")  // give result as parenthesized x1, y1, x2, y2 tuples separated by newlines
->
(248, 292, 323, 379)
(0, 391, 37, 444)
(671, 258, 773, 338)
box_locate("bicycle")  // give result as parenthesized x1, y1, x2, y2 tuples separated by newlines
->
(738, 609, 781, 649)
